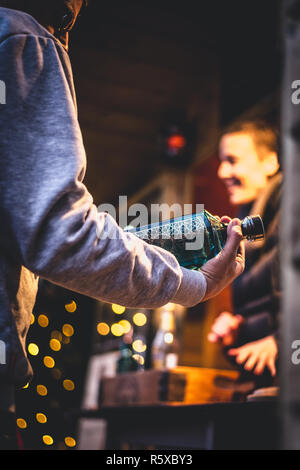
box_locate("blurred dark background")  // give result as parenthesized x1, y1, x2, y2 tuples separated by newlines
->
(15, 0, 282, 449)
(70, 0, 282, 207)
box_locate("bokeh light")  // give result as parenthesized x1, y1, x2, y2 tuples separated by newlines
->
(133, 312, 147, 327)
(50, 338, 61, 352)
(16, 418, 27, 429)
(28, 343, 39, 356)
(97, 322, 110, 336)
(43, 435, 54, 446)
(65, 436, 76, 448)
(111, 304, 126, 314)
(43, 356, 55, 368)
(64, 301, 77, 313)
(36, 413, 47, 424)
(63, 379, 75, 391)
(132, 354, 145, 365)
(38, 314, 49, 328)
(52, 368, 62, 380)
(62, 324, 74, 337)
(111, 323, 124, 336)
(164, 332, 174, 344)
(132, 339, 147, 353)
(51, 330, 63, 341)
(118, 319, 131, 334)
(36, 385, 48, 396)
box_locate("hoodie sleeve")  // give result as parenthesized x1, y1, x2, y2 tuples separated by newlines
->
(0, 33, 207, 309)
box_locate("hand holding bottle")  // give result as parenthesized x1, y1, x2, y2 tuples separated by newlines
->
(201, 217, 245, 301)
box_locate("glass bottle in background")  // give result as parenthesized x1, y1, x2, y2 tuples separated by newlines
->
(117, 328, 141, 374)
(151, 309, 179, 369)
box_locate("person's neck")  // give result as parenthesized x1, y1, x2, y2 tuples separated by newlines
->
(236, 202, 254, 219)
(1, 2, 68, 49)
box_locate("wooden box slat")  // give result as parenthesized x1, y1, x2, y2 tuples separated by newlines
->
(99, 366, 245, 407)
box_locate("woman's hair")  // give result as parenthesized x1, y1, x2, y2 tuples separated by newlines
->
(222, 119, 279, 159)
(0, 0, 88, 11)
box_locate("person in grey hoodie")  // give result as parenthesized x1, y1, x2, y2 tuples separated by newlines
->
(0, 0, 244, 449)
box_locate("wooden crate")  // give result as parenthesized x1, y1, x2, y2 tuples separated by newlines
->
(98, 366, 251, 407)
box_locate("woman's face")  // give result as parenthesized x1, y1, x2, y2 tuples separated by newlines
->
(218, 132, 272, 206)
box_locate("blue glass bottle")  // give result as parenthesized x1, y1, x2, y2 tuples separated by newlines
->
(124, 210, 264, 270)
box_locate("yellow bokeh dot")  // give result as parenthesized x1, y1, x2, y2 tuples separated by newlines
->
(50, 338, 61, 352)
(64, 436, 76, 448)
(132, 339, 147, 353)
(43, 356, 55, 369)
(28, 343, 39, 356)
(133, 312, 147, 327)
(62, 324, 74, 337)
(62, 336, 70, 345)
(132, 354, 145, 365)
(111, 323, 124, 337)
(97, 322, 110, 336)
(63, 379, 75, 391)
(36, 413, 47, 424)
(65, 301, 77, 313)
(164, 332, 174, 344)
(38, 314, 49, 328)
(36, 385, 48, 396)
(16, 418, 27, 429)
(111, 304, 126, 315)
(30, 314, 35, 325)
(52, 368, 62, 380)
(118, 320, 131, 334)
(51, 330, 63, 341)
(43, 435, 53, 446)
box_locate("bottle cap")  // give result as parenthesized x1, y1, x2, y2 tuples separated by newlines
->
(241, 215, 265, 241)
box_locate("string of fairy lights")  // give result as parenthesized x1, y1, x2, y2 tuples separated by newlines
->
(16, 298, 84, 449)
(16, 297, 149, 449)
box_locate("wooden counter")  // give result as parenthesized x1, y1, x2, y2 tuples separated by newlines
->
(80, 400, 279, 450)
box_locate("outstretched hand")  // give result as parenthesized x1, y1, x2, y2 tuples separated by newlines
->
(207, 311, 244, 346)
(227, 335, 278, 376)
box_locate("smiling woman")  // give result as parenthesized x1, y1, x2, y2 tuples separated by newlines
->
(218, 120, 279, 206)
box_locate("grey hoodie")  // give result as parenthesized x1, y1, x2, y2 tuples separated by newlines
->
(0, 7, 206, 390)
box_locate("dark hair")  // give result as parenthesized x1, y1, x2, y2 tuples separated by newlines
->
(222, 119, 279, 159)
(0, 0, 89, 9)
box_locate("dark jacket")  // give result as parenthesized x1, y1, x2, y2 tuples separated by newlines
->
(233, 172, 282, 344)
